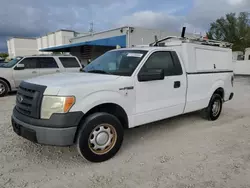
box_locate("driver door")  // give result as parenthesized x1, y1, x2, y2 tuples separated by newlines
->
(13, 57, 40, 87)
(134, 50, 186, 126)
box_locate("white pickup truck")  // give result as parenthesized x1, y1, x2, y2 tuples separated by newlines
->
(0, 55, 82, 97)
(11, 36, 234, 162)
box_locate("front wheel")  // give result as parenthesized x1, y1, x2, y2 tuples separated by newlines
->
(202, 94, 223, 121)
(0, 80, 8, 97)
(76, 112, 124, 162)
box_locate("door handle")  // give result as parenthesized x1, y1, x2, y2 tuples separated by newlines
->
(174, 81, 181, 88)
(32, 71, 37, 74)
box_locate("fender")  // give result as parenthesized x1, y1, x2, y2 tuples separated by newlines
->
(70, 90, 133, 116)
(0, 77, 14, 91)
(207, 79, 225, 104)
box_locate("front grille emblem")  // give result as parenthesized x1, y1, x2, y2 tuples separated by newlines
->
(17, 94, 24, 103)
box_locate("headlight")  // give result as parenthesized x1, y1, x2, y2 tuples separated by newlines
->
(41, 96, 75, 119)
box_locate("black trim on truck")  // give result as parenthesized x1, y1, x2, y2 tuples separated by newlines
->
(119, 86, 134, 90)
(11, 113, 79, 146)
(12, 118, 38, 143)
(16, 81, 47, 119)
(229, 93, 234, 100)
(187, 70, 233, 74)
(13, 107, 84, 128)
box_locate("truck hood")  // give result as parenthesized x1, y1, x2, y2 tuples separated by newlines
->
(25, 72, 121, 95)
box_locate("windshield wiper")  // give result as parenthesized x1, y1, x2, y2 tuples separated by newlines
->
(87, 70, 111, 75)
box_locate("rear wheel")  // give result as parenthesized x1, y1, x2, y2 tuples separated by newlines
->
(202, 94, 223, 121)
(0, 80, 8, 97)
(76, 112, 124, 162)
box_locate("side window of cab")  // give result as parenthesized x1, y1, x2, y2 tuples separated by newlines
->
(139, 51, 183, 76)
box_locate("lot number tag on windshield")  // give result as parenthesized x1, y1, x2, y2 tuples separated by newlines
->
(127, 53, 143, 58)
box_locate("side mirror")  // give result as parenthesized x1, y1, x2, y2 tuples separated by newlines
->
(138, 69, 164, 82)
(15, 64, 25, 70)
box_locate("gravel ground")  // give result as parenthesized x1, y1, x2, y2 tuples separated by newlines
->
(1, 77, 250, 188)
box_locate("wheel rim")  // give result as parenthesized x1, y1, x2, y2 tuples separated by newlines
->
(212, 100, 221, 116)
(0, 83, 5, 95)
(88, 124, 117, 155)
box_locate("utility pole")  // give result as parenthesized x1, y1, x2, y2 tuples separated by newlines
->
(89, 22, 94, 35)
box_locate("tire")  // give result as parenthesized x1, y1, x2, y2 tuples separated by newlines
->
(76, 112, 124, 163)
(202, 94, 223, 121)
(0, 79, 8, 97)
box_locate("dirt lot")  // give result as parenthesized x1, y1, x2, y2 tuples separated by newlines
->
(1, 77, 250, 188)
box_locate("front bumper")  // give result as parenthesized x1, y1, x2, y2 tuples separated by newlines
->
(11, 108, 84, 146)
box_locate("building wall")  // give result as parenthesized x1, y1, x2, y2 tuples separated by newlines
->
(7, 38, 38, 58)
(41, 36, 48, 49)
(40, 36, 51, 54)
(37, 38, 42, 50)
(7, 30, 76, 57)
(71, 26, 198, 48)
(55, 32, 63, 46)
(37, 30, 75, 48)
(7, 27, 200, 58)
(11, 39, 15, 57)
(60, 31, 75, 45)
(48, 33, 55, 47)
(37, 37, 50, 55)
(7, 40, 15, 58)
(71, 28, 125, 43)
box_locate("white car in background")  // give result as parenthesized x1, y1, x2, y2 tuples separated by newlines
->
(0, 55, 82, 97)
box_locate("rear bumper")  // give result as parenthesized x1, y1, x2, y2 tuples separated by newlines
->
(11, 108, 84, 146)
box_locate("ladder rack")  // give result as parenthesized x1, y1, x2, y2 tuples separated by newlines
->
(149, 36, 233, 48)
(146, 27, 233, 49)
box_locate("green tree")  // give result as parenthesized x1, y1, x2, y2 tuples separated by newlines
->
(0, 53, 8, 59)
(207, 12, 250, 52)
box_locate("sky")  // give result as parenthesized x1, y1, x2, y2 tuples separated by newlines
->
(0, 0, 250, 52)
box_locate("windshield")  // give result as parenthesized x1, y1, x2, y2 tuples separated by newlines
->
(0, 57, 23, 68)
(83, 50, 148, 76)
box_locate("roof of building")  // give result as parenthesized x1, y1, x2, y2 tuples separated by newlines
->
(40, 35, 126, 51)
(37, 29, 77, 38)
(71, 26, 133, 40)
(56, 29, 76, 33)
(7, 37, 37, 41)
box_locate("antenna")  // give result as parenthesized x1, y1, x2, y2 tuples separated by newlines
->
(89, 21, 94, 35)
(181, 27, 186, 38)
(154, 35, 158, 43)
(150, 27, 187, 46)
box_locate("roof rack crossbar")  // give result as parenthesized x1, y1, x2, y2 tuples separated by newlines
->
(148, 36, 232, 48)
